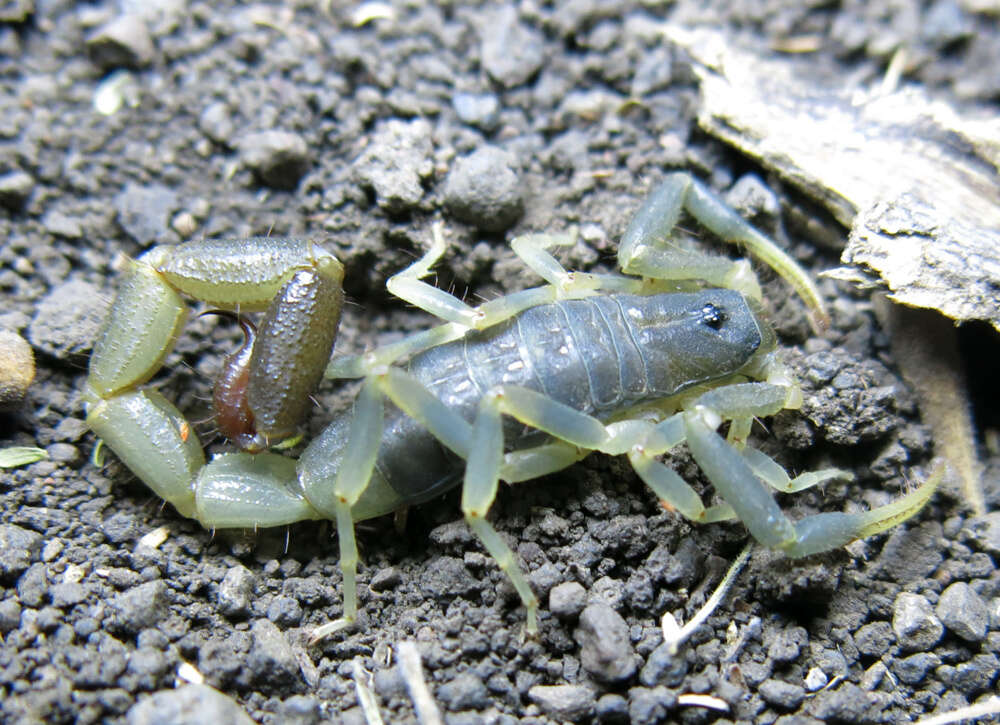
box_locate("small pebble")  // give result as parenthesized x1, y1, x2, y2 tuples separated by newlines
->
(112, 580, 170, 634)
(87, 14, 155, 70)
(854, 620, 894, 657)
(238, 130, 311, 190)
(218, 565, 255, 618)
(126, 683, 254, 725)
(892, 652, 940, 685)
(758, 678, 806, 709)
(549, 581, 586, 618)
(352, 118, 433, 214)
(115, 183, 179, 246)
(480, 6, 544, 88)
(892, 592, 943, 651)
(0, 330, 34, 410)
(247, 619, 300, 688)
(452, 92, 501, 132)
(0, 524, 42, 582)
(0, 169, 34, 210)
(527, 684, 594, 721)
(28, 280, 106, 359)
(937, 582, 989, 642)
(443, 146, 523, 232)
(369, 566, 402, 592)
(574, 602, 638, 683)
(638, 643, 686, 687)
(436, 672, 488, 711)
(595, 693, 628, 723)
(804, 666, 828, 691)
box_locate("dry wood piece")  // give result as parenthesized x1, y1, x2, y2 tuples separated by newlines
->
(665, 25, 1000, 332)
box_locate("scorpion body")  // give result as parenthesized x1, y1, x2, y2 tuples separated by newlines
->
(84, 173, 938, 637)
(308, 290, 769, 518)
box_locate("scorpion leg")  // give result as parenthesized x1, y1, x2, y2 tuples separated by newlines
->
(682, 382, 938, 556)
(307, 379, 385, 641)
(386, 223, 571, 331)
(619, 172, 829, 331)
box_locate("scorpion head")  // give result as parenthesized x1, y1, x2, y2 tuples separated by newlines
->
(627, 289, 777, 395)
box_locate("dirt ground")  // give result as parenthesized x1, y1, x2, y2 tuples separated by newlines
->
(2, 1, 1000, 723)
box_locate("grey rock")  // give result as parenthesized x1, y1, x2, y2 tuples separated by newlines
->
(724, 174, 781, 222)
(437, 672, 488, 711)
(198, 102, 235, 146)
(352, 118, 433, 214)
(218, 565, 255, 618)
(922, 0, 974, 47)
(101, 513, 139, 545)
(279, 695, 322, 725)
(937, 582, 989, 642)
(759, 678, 806, 709)
(266, 595, 303, 627)
(126, 683, 254, 725)
(373, 667, 407, 699)
(0, 598, 21, 633)
(0, 0, 32, 23)
(574, 602, 638, 683)
(588, 576, 625, 611)
(443, 146, 523, 232)
(452, 92, 501, 132)
(115, 183, 179, 246)
(936, 653, 999, 694)
(626, 686, 675, 725)
(549, 581, 586, 618)
(529, 562, 562, 599)
(0, 524, 42, 582)
(527, 684, 594, 721)
(247, 619, 300, 687)
(892, 592, 944, 651)
(854, 620, 894, 657)
(595, 693, 628, 723)
(46, 443, 80, 465)
(970, 511, 1000, 557)
(112, 580, 170, 634)
(767, 625, 808, 663)
(480, 7, 544, 88)
(369, 566, 402, 592)
(874, 521, 944, 582)
(0, 169, 34, 209)
(419, 556, 479, 599)
(624, 570, 654, 612)
(29, 280, 107, 359)
(638, 642, 686, 687)
(892, 652, 940, 685)
(807, 682, 884, 722)
(87, 15, 155, 70)
(239, 130, 311, 190)
(49, 581, 87, 609)
(125, 647, 169, 691)
(16, 562, 48, 606)
(631, 47, 674, 97)
(42, 210, 83, 239)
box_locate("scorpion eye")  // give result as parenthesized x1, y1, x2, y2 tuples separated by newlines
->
(700, 302, 727, 330)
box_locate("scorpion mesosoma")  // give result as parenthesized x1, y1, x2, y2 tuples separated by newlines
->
(84, 173, 937, 637)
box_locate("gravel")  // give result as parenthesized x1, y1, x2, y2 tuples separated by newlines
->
(4, 1, 998, 722)
(893, 592, 945, 652)
(574, 603, 639, 683)
(936, 582, 989, 642)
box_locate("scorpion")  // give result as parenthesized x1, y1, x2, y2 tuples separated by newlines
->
(83, 173, 937, 638)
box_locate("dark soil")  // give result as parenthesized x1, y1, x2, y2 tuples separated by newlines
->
(2, 1, 999, 724)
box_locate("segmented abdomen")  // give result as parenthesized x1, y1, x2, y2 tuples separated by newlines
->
(373, 290, 762, 503)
